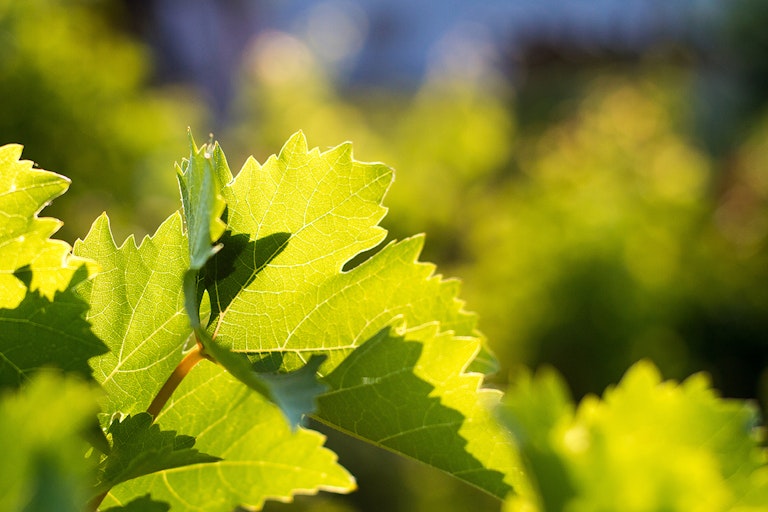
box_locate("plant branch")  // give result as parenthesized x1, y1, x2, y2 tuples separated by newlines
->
(147, 341, 205, 419)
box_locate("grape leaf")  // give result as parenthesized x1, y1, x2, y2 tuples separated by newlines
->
(201, 132, 521, 498)
(0, 374, 102, 512)
(177, 134, 330, 428)
(176, 132, 228, 272)
(75, 132, 520, 506)
(498, 361, 768, 512)
(318, 323, 519, 499)
(0, 144, 107, 388)
(75, 152, 353, 508)
(0, 143, 93, 309)
(94, 412, 219, 495)
(101, 361, 355, 511)
(73, 213, 190, 419)
(0, 266, 107, 389)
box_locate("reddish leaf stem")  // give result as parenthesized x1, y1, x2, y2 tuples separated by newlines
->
(147, 342, 205, 419)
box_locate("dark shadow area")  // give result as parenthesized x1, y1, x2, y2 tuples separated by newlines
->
(202, 229, 290, 320)
(247, 352, 285, 373)
(317, 327, 511, 503)
(0, 265, 108, 390)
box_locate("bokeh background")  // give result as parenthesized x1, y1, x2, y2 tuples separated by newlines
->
(2, 1, 767, 510)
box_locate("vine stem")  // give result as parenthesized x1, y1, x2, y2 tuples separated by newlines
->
(147, 341, 205, 419)
(88, 341, 206, 511)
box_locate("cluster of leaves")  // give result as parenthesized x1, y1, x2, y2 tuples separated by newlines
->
(499, 362, 768, 511)
(0, 134, 517, 510)
(1, 133, 767, 511)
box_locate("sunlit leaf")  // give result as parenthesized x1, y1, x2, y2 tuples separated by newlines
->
(0, 144, 93, 308)
(0, 144, 106, 388)
(102, 361, 355, 511)
(73, 213, 189, 419)
(203, 132, 521, 498)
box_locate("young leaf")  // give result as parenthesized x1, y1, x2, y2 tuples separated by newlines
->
(0, 143, 93, 309)
(101, 361, 355, 511)
(176, 132, 228, 272)
(73, 213, 190, 418)
(0, 374, 102, 512)
(94, 412, 219, 495)
(498, 361, 768, 512)
(201, 133, 522, 497)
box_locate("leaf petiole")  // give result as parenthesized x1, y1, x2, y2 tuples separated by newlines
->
(146, 341, 207, 419)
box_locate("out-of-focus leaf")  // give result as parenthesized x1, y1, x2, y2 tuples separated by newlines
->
(499, 361, 768, 511)
(0, 374, 101, 512)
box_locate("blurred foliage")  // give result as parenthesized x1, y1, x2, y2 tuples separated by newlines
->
(498, 361, 768, 512)
(0, 374, 102, 512)
(0, 0, 203, 242)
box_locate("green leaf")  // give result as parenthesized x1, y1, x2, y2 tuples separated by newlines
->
(202, 132, 521, 497)
(0, 144, 93, 309)
(73, 213, 190, 419)
(73, 132, 520, 506)
(0, 266, 108, 389)
(176, 132, 229, 271)
(0, 373, 102, 512)
(318, 324, 518, 499)
(0, 144, 107, 389)
(101, 361, 355, 511)
(495, 368, 579, 512)
(177, 131, 328, 429)
(94, 412, 219, 494)
(499, 361, 768, 512)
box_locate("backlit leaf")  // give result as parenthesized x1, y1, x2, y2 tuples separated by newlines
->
(0, 144, 106, 388)
(203, 132, 521, 498)
(0, 143, 93, 308)
(73, 213, 190, 419)
(0, 267, 107, 389)
(101, 361, 355, 511)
